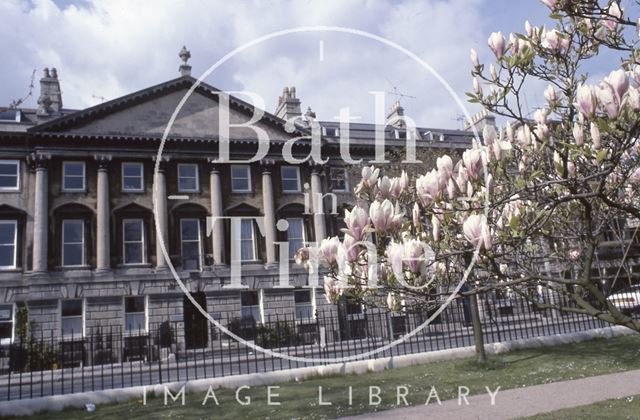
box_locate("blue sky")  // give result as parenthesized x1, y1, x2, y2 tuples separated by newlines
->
(0, 0, 633, 129)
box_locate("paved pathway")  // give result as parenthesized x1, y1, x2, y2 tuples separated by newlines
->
(343, 369, 640, 419)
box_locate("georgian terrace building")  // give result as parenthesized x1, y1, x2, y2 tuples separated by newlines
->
(0, 49, 474, 349)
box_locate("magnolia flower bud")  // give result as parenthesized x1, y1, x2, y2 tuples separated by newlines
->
(412, 203, 421, 228)
(590, 122, 601, 149)
(544, 85, 558, 105)
(567, 161, 576, 176)
(462, 149, 483, 181)
(575, 84, 597, 118)
(489, 64, 498, 81)
(416, 170, 441, 206)
(470, 48, 480, 68)
(533, 108, 548, 125)
(541, 0, 557, 9)
(431, 215, 440, 241)
(436, 155, 454, 179)
(473, 77, 482, 95)
(488, 31, 505, 59)
(343, 206, 369, 240)
(506, 122, 514, 143)
(573, 123, 585, 146)
(525, 20, 533, 36)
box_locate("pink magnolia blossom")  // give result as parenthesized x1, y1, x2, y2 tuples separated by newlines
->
(568, 249, 581, 262)
(540, 0, 558, 9)
(318, 237, 341, 265)
(361, 165, 380, 188)
(488, 32, 505, 59)
(416, 170, 441, 206)
(323, 276, 343, 304)
(462, 149, 483, 181)
(343, 206, 369, 240)
(341, 234, 360, 263)
(388, 171, 409, 199)
(575, 84, 598, 118)
(517, 125, 532, 147)
(437, 155, 454, 179)
(376, 175, 392, 199)
(602, 2, 622, 31)
(463, 214, 492, 251)
(386, 242, 404, 277)
(541, 29, 568, 52)
(525, 20, 533, 36)
(506, 122, 514, 143)
(627, 87, 640, 111)
(604, 69, 629, 104)
(369, 199, 403, 232)
(597, 82, 622, 119)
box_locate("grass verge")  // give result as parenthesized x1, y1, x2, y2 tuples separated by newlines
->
(523, 394, 640, 419)
(13, 334, 640, 419)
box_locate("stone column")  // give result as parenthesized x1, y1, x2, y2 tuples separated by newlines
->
(154, 160, 169, 269)
(31, 154, 50, 273)
(310, 169, 327, 242)
(261, 166, 277, 265)
(95, 155, 111, 272)
(209, 163, 224, 265)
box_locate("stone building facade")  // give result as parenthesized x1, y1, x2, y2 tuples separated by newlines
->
(0, 49, 473, 351)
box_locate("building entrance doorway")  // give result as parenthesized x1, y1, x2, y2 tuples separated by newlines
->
(183, 292, 208, 349)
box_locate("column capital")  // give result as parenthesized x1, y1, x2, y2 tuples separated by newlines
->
(27, 153, 51, 171)
(259, 159, 276, 174)
(207, 157, 223, 173)
(152, 156, 170, 172)
(308, 161, 326, 176)
(94, 154, 112, 170)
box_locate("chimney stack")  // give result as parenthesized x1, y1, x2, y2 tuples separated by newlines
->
(37, 67, 63, 118)
(386, 100, 405, 128)
(275, 86, 302, 121)
(463, 109, 496, 132)
(179, 46, 192, 77)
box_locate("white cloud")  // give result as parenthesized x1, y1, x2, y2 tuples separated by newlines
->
(0, 0, 494, 128)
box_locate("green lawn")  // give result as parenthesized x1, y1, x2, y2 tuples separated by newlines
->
(524, 395, 640, 419)
(16, 334, 640, 419)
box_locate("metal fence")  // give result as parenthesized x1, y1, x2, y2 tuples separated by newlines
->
(0, 287, 637, 401)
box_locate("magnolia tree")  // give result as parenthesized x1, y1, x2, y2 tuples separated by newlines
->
(297, 0, 640, 333)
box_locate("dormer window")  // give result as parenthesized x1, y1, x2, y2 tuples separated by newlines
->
(322, 126, 340, 137)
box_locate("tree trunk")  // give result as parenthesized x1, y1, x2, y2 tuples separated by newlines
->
(470, 293, 487, 363)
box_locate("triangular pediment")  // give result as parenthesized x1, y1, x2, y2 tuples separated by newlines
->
(30, 77, 297, 141)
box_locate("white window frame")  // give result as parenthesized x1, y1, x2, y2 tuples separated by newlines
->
(330, 167, 349, 192)
(0, 220, 17, 270)
(287, 218, 306, 259)
(0, 304, 15, 345)
(177, 163, 199, 193)
(180, 218, 202, 270)
(124, 295, 148, 334)
(0, 160, 20, 192)
(60, 299, 85, 339)
(121, 162, 144, 192)
(62, 219, 85, 267)
(230, 165, 252, 192)
(294, 289, 316, 321)
(239, 218, 257, 262)
(122, 219, 146, 265)
(280, 166, 301, 193)
(62, 161, 86, 192)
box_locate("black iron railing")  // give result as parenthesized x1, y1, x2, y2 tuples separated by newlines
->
(1, 288, 636, 401)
